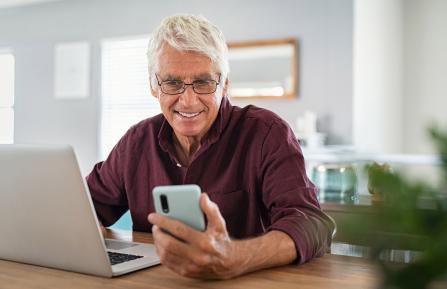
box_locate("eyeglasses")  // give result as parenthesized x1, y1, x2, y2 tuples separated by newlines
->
(155, 74, 221, 95)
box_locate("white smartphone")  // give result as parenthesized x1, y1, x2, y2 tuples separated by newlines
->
(152, 184, 206, 231)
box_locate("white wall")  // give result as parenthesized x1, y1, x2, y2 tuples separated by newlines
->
(353, 0, 447, 155)
(0, 0, 353, 174)
(353, 0, 403, 154)
(403, 0, 447, 154)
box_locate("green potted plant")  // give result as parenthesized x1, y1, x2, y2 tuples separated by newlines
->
(346, 127, 447, 289)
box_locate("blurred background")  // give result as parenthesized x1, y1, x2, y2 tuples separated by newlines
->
(1, 0, 446, 229)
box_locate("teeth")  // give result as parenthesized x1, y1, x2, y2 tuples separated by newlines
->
(177, 111, 200, 118)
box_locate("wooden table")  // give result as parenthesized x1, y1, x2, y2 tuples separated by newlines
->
(0, 229, 380, 289)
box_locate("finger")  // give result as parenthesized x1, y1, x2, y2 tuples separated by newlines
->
(99, 225, 107, 237)
(152, 225, 187, 255)
(200, 194, 227, 233)
(152, 225, 187, 257)
(161, 253, 202, 278)
(149, 213, 202, 244)
(152, 225, 211, 270)
(152, 226, 190, 272)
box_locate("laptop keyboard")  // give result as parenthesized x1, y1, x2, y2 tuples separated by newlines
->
(107, 251, 143, 265)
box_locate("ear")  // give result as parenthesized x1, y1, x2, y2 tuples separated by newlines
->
(149, 75, 158, 98)
(222, 76, 230, 97)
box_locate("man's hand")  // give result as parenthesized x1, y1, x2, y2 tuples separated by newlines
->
(148, 193, 242, 279)
(148, 193, 297, 279)
(99, 225, 107, 237)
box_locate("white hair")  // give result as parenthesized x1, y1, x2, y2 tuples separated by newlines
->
(147, 14, 229, 78)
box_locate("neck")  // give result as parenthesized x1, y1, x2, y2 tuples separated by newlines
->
(173, 133, 202, 166)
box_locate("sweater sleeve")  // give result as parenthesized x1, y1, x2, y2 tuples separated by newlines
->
(260, 120, 335, 264)
(86, 136, 129, 227)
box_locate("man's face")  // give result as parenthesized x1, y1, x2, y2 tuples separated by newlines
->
(151, 45, 228, 140)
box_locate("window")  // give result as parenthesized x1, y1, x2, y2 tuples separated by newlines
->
(0, 52, 14, 144)
(101, 36, 161, 159)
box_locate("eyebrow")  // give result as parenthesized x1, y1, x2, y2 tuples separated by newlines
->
(161, 73, 216, 81)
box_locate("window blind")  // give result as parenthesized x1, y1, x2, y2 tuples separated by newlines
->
(101, 37, 161, 159)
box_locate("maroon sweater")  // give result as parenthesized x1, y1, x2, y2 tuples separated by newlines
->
(87, 97, 334, 263)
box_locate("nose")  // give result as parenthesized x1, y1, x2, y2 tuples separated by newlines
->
(178, 85, 199, 106)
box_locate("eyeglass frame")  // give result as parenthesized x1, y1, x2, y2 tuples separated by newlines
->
(154, 73, 221, 95)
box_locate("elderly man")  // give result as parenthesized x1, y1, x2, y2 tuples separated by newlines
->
(87, 14, 335, 279)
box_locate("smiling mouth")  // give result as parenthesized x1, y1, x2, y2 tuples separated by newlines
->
(175, 111, 202, 118)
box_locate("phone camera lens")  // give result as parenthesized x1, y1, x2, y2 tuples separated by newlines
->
(160, 194, 169, 213)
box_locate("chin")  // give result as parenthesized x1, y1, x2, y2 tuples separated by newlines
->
(175, 126, 204, 138)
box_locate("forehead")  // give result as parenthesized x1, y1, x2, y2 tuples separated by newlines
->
(157, 45, 218, 78)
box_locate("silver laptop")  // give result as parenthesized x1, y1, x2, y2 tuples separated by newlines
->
(0, 144, 160, 277)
